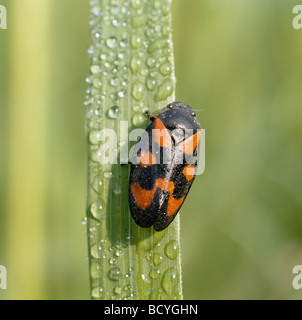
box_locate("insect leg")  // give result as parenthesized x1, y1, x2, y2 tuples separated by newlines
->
(145, 109, 156, 122)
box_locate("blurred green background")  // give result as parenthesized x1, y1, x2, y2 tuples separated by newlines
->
(1, 0, 302, 300)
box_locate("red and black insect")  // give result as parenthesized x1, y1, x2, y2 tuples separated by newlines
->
(129, 101, 202, 232)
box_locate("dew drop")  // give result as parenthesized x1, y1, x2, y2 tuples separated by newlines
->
(88, 118, 103, 129)
(131, 34, 142, 49)
(148, 39, 168, 53)
(103, 171, 114, 179)
(141, 273, 151, 284)
(113, 183, 122, 195)
(132, 80, 144, 101)
(115, 241, 123, 248)
(142, 106, 150, 114)
(90, 200, 105, 220)
(95, 108, 102, 116)
(162, 25, 171, 37)
(110, 77, 119, 87)
(86, 107, 93, 118)
(86, 75, 93, 84)
(162, 267, 179, 297)
(109, 257, 117, 265)
(159, 62, 172, 76)
(94, 31, 101, 39)
(145, 251, 152, 261)
(130, 55, 142, 74)
(119, 39, 128, 48)
(112, 19, 121, 27)
(91, 88, 101, 100)
(110, 5, 119, 16)
(162, 5, 170, 16)
(90, 261, 102, 279)
(146, 57, 156, 68)
(107, 106, 120, 119)
(123, 285, 131, 292)
(90, 243, 102, 259)
(118, 53, 125, 60)
(96, 42, 103, 50)
(100, 53, 107, 60)
(115, 249, 123, 257)
(87, 45, 94, 56)
(146, 77, 157, 91)
(92, 6, 103, 17)
(91, 286, 104, 299)
(164, 240, 179, 260)
(93, 78, 102, 88)
(155, 78, 174, 101)
(132, 105, 140, 112)
(132, 112, 145, 127)
(91, 65, 102, 74)
(149, 267, 161, 280)
(118, 89, 127, 98)
(114, 287, 122, 295)
(146, 28, 155, 38)
(89, 130, 102, 145)
(106, 36, 118, 49)
(109, 267, 121, 281)
(140, 68, 149, 76)
(92, 174, 103, 193)
(90, 150, 99, 163)
(89, 226, 97, 233)
(153, 252, 164, 266)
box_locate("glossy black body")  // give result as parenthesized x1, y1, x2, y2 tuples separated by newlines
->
(129, 102, 201, 231)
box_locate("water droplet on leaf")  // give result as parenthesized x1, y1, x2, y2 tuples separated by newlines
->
(162, 267, 179, 297)
(155, 78, 174, 101)
(132, 80, 144, 101)
(109, 267, 121, 281)
(91, 65, 102, 74)
(164, 240, 179, 260)
(106, 36, 118, 49)
(132, 113, 145, 127)
(91, 286, 104, 299)
(107, 106, 120, 119)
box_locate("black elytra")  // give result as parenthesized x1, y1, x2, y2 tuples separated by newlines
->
(128, 101, 202, 231)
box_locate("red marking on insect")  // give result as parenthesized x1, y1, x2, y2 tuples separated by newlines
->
(153, 118, 173, 148)
(131, 178, 184, 216)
